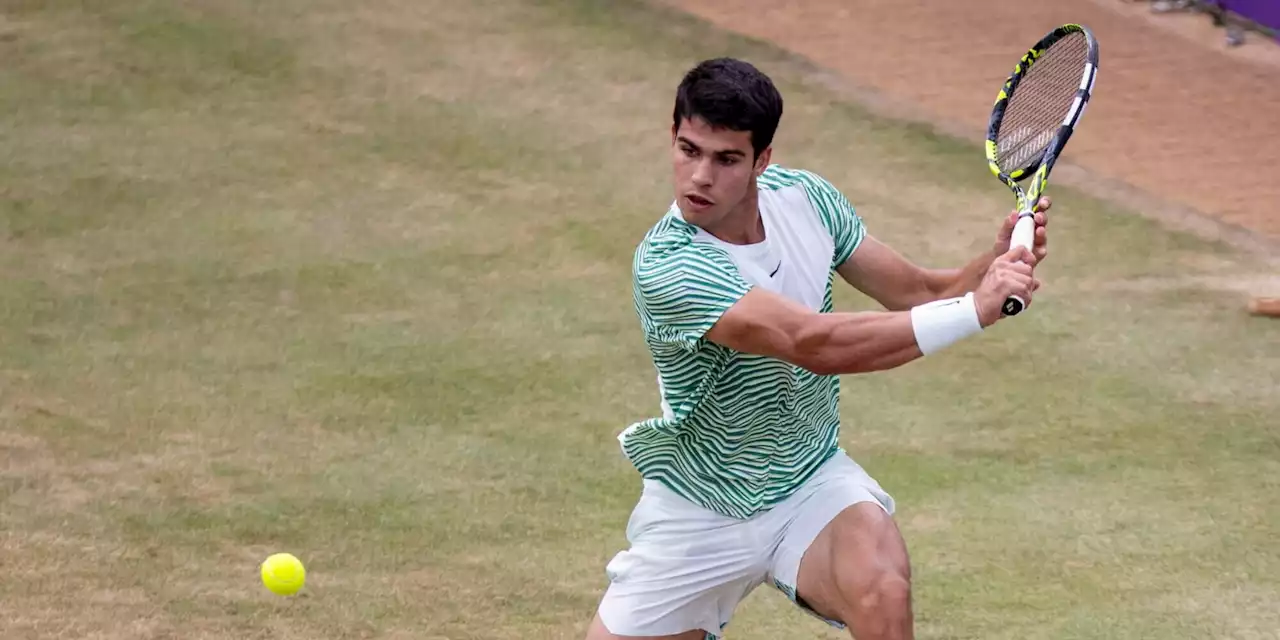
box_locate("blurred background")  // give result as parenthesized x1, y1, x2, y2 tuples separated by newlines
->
(1, 1, 1277, 638)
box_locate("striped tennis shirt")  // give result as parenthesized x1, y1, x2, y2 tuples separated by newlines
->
(620, 164, 866, 520)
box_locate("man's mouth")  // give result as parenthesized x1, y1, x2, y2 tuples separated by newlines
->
(686, 194, 714, 209)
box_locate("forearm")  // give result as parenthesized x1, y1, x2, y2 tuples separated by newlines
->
(794, 311, 922, 375)
(924, 248, 999, 300)
(705, 287, 984, 377)
(796, 290, 985, 375)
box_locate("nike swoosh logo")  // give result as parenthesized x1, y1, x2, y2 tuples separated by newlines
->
(769, 262, 781, 277)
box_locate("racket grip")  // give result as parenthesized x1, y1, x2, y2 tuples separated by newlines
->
(1002, 213, 1037, 317)
(1010, 212, 1036, 251)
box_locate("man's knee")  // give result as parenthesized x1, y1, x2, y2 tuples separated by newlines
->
(847, 568, 911, 618)
(831, 506, 912, 616)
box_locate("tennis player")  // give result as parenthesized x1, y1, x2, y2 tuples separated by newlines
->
(585, 57, 1050, 640)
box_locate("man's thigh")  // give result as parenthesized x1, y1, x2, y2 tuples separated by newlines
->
(761, 452, 901, 629)
(793, 502, 911, 626)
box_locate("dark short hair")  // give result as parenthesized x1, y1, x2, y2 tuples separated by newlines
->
(672, 58, 783, 159)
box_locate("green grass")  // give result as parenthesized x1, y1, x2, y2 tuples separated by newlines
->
(1, 0, 1277, 638)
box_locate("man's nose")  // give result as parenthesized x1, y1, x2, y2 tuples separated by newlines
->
(691, 158, 713, 187)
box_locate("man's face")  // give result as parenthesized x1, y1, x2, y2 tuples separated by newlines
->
(671, 117, 769, 228)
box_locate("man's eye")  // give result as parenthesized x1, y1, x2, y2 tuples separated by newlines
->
(681, 146, 697, 157)
(718, 156, 739, 166)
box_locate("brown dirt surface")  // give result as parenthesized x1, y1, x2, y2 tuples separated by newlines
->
(658, 0, 1280, 245)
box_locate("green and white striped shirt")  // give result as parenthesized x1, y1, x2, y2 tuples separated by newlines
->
(621, 165, 866, 519)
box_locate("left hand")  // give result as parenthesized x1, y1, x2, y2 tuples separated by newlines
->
(994, 196, 1050, 264)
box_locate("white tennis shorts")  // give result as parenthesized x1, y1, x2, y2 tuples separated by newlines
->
(597, 450, 895, 639)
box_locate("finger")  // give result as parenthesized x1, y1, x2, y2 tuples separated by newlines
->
(1018, 245, 1038, 266)
(1034, 211, 1048, 227)
(1004, 269, 1034, 286)
(1000, 211, 1018, 232)
(1035, 196, 1051, 212)
(1035, 225, 1048, 244)
(1003, 277, 1035, 304)
(1015, 275, 1037, 299)
(1007, 261, 1035, 277)
(1002, 244, 1034, 263)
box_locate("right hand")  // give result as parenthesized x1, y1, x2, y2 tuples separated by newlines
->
(974, 246, 1039, 326)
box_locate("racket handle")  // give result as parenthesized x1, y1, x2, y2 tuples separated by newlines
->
(1002, 213, 1036, 317)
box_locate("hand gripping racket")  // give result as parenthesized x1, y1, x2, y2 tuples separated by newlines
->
(986, 24, 1099, 316)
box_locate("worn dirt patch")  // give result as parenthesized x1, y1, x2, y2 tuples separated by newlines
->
(658, 0, 1280, 246)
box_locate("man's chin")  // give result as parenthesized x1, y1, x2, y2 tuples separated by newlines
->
(677, 204, 719, 227)
(679, 209, 713, 228)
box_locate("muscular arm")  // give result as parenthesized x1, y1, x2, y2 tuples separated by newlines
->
(704, 287, 925, 376)
(835, 235, 996, 311)
(838, 200, 1051, 311)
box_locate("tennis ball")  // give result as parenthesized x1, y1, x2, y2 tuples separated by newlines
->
(260, 552, 306, 596)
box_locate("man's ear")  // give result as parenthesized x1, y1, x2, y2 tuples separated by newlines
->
(755, 147, 773, 176)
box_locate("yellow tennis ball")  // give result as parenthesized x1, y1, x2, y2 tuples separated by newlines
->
(260, 552, 306, 596)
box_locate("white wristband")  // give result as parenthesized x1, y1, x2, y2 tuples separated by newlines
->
(910, 293, 983, 356)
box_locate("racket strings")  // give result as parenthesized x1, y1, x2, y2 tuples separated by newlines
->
(997, 31, 1089, 174)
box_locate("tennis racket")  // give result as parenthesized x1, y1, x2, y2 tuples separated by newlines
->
(986, 23, 1099, 316)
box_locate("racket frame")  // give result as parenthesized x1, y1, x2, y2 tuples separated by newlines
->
(985, 23, 1099, 316)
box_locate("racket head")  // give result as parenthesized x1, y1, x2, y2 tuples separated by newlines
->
(985, 24, 1099, 209)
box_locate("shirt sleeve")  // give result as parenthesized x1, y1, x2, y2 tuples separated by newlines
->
(801, 171, 866, 267)
(634, 242, 753, 351)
